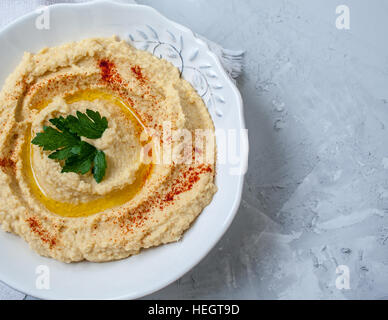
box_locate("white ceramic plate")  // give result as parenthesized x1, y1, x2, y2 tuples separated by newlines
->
(0, 0, 247, 299)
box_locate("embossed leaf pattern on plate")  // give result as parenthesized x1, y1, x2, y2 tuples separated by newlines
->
(128, 26, 225, 117)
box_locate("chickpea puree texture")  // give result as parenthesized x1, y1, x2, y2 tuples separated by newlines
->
(0, 37, 217, 262)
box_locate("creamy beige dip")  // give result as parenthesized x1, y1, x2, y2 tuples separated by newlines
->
(0, 37, 217, 262)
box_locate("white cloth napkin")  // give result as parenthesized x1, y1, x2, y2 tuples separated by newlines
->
(0, 0, 244, 300)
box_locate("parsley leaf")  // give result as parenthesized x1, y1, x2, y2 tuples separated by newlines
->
(49, 116, 68, 132)
(31, 110, 108, 183)
(62, 141, 97, 175)
(92, 150, 107, 183)
(31, 126, 80, 151)
(65, 109, 108, 139)
(48, 146, 77, 160)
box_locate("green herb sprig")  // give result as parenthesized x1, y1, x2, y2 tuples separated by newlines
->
(31, 110, 108, 183)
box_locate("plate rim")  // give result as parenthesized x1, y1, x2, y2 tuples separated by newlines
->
(0, 0, 248, 300)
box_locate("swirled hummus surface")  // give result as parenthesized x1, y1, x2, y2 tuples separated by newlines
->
(0, 37, 216, 262)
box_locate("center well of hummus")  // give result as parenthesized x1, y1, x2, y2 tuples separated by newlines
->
(24, 89, 152, 218)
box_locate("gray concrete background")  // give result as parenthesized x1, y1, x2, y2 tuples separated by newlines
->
(3, 0, 388, 299)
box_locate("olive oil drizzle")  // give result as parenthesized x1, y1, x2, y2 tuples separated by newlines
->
(24, 89, 152, 218)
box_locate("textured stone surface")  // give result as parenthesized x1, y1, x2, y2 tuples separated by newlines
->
(2, 0, 388, 299)
(139, 0, 388, 300)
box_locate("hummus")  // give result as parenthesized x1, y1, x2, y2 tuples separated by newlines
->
(0, 37, 217, 262)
